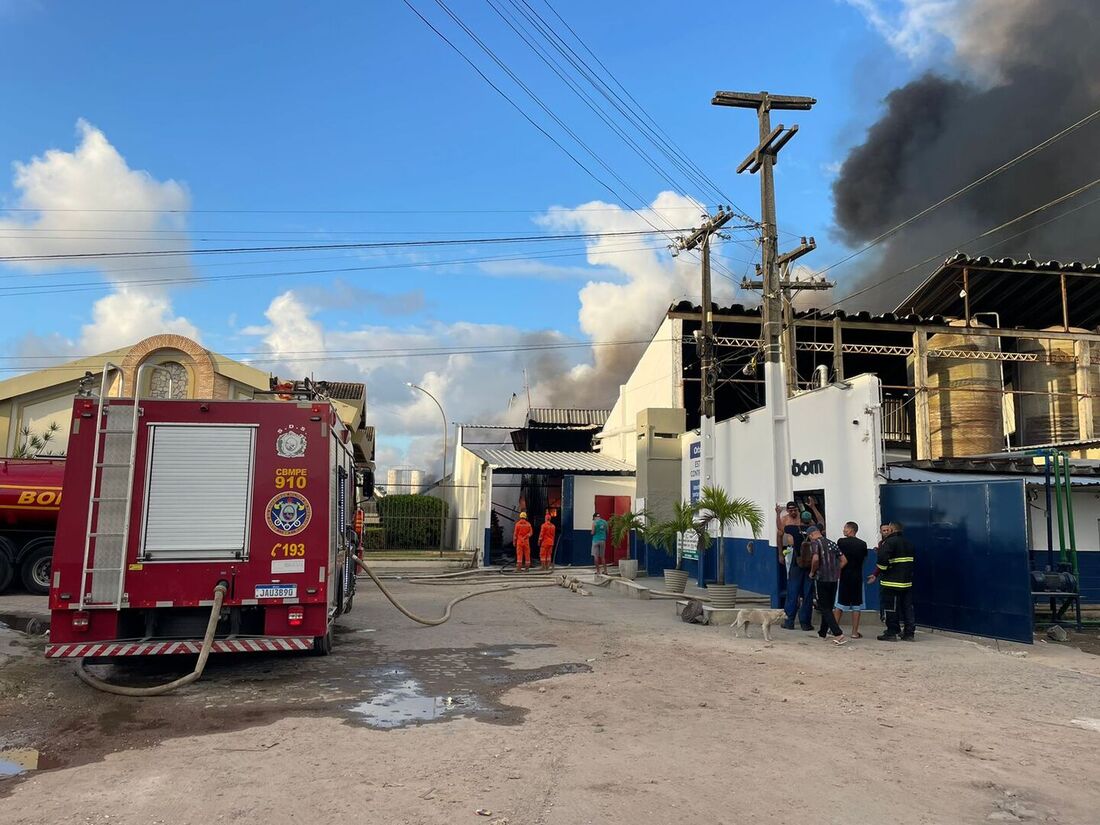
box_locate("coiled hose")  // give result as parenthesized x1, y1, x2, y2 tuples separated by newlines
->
(76, 581, 228, 697)
(354, 555, 555, 626)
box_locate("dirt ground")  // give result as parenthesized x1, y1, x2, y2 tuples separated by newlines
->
(3, 578, 1100, 825)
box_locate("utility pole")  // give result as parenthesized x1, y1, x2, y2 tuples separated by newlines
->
(743, 242, 833, 395)
(712, 90, 815, 510)
(673, 207, 734, 507)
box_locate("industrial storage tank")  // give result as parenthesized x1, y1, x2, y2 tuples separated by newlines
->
(1016, 327, 1095, 446)
(909, 319, 1005, 458)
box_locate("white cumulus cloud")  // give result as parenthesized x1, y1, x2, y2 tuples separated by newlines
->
(242, 192, 748, 475)
(844, 0, 960, 61)
(0, 119, 196, 353)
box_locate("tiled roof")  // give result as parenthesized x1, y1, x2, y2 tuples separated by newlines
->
(320, 381, 365, 401)
(466, 448, 634, 474)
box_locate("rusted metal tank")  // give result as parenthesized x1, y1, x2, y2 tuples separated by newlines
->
(909, 320, 1006, 458)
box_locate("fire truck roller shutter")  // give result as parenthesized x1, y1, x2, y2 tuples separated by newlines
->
(142, 425, 256, 560)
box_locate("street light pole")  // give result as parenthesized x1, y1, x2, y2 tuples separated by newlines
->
(407, 383, 448, 480)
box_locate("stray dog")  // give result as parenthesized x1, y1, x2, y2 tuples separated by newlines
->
(731, 608, 788, 642)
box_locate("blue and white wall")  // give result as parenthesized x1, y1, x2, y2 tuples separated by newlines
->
(1028, 486, 1100, 601)
(665, 375, 885, 601)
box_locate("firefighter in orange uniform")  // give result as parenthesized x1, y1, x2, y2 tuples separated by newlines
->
(513, 512, 533, 572)
(538, 512, 556, 571)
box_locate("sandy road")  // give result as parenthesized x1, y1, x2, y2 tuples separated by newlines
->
(2, 578, 1100, 824)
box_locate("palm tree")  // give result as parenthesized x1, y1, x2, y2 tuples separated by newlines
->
(649, 500, 699, 571)
(697, 485, 764, 585)
(13, 422, 61, 458)
(608, 509, 650, 560)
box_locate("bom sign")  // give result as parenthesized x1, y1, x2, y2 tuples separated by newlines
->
(791, 458, 824, 477)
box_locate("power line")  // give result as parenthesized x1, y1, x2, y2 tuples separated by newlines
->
(0, 336, 667, 373)
(0, 227, 701, 263)
(812, 104, 1100, 278)
(0, 240, 674, 298)
(537, 0, 752, 221)
(483, 0, 748, 285)
(0, 204, 725, 216)
(403, 0, 741, 287)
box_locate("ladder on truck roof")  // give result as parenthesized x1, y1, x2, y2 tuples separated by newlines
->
(78, 363, 174, 610)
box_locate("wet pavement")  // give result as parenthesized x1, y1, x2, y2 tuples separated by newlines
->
(0, 590, 593, 788)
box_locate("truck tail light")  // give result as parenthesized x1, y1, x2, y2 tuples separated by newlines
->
(72, 612, 90, 631)
(288, 608, 304, 627)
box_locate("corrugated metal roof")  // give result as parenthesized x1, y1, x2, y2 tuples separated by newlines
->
(896, 253, 1100, 330)
(526, 408, 610, 427)
(467, 447, 634, 474)
(889, 457, 1100, 482)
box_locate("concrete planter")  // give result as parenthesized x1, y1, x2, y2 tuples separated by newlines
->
(706, 583, 738, 610)
(618, 559, 639, 580)
(663, 569, 689, 593)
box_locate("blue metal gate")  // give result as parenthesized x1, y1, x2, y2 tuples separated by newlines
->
(880, 480, 1033, 643)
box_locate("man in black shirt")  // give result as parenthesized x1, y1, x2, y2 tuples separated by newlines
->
(834, 521, 868, 638)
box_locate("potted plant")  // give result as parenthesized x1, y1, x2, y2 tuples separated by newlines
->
(696, 485, 764, 609)
(608, 509, 649, 581)
(653, 500, 699, 594)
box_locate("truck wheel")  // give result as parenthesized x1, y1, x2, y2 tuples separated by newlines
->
(312, 628, 333, 656)
(20, 543, 53, 596)
(0, 553, 13, 593)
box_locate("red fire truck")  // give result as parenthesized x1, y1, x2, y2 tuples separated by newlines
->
(0, 457, 65, 595)
(47, 372, 359, 659)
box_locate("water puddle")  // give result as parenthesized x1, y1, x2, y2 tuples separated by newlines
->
(350, 671, 480, 729)
(0, 749, 39, 779)
(342, 646, 591, 730)
(0, 614, 48, 636)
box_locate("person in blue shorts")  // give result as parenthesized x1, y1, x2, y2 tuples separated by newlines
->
(591, 512, 609, 574)
(834, 521, 869, 638)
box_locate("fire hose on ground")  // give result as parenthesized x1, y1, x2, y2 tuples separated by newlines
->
(76, 557, 558, 695)
(353, 555, 555, 626)
(75, 581, 229, 697)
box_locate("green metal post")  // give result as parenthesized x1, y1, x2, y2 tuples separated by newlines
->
(1058, 451, 1079, 577)
(1051, 450, 1066, 563)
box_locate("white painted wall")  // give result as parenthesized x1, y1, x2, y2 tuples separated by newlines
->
(681, 374, 884, 541)
(571, 476, 636, 529)
(8, 388, 77, 455)
(1027, 486, 1100, 554)
(449, 439, 490, 553)
(597, 316, 681, 465)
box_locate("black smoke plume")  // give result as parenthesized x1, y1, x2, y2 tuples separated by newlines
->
(833, 0, 1100, 309)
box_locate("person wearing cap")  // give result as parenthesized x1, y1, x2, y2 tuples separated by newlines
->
(808, 524, 848, 645)
(538, 511, 556, 572)
(513, 512, 533, 572)
(591, 511, 609, 575)
(868, 521, 916, 640)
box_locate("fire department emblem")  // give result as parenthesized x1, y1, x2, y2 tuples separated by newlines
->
(266, 492, 312, 536)
(275, 426, 307, 458)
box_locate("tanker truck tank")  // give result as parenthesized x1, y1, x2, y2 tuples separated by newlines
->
(0, 457, 65, 594)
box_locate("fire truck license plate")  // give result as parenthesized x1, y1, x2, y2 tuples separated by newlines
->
(255, 584, 297, 599)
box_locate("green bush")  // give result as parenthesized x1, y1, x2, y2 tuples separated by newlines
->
(361, 527, 386, 551)
(377, 495, 448, 550)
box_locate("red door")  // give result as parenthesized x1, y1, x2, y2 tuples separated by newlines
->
(595, 494, 632, 564)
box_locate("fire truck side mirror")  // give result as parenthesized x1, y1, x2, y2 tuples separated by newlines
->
(360, 469, 375, 499)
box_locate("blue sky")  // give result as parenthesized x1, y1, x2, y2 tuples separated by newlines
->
(0, 0, 955, 471)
